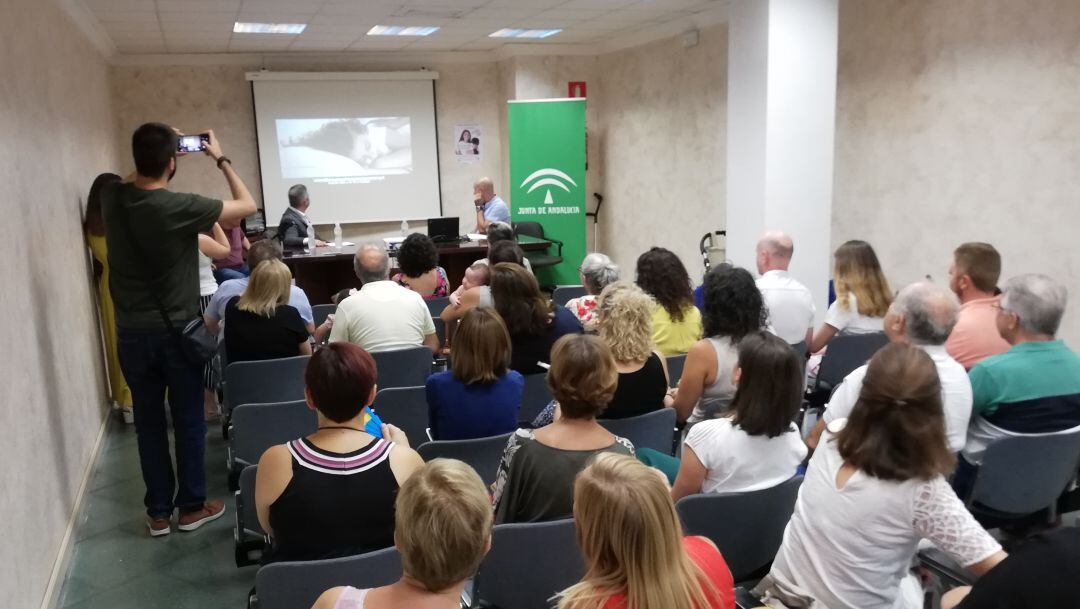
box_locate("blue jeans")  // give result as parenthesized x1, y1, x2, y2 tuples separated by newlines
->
(213, 265, 249, 284)
(118, 329, 207, 518)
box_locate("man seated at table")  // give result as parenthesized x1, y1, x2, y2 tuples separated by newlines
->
(473, 177, 509, 233)
(276, 184, 326, 249)
(329, 242, 440, 354)
(203, 239, 315, 335)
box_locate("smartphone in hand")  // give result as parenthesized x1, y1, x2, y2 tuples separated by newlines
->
(177, 133, 210, 153)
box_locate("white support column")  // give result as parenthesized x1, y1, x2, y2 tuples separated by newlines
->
(726, 0, 839, 321)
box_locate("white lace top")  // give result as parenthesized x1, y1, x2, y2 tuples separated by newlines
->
(768, 419, 1001, 609)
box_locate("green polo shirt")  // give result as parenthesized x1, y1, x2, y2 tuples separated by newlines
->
(969, 340, 1080, 433)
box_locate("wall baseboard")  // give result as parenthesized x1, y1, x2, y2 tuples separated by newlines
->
(39, 407, 113, 609)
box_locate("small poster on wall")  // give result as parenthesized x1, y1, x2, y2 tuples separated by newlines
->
(454, 123, 482, 164)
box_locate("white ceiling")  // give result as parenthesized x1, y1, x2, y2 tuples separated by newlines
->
(74, 0, 726, 55)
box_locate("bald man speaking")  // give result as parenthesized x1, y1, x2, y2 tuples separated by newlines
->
(473, 177, 510, 233)
(755, 231, 816, 345)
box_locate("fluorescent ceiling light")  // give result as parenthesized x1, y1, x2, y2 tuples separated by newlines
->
(367, 25, 440, 36)
(489, 28, 562, 39)
(233, 22, 306, 34)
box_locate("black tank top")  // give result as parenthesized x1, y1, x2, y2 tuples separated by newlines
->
(602, 352, 669, 420)
(266, 435, 398, 563)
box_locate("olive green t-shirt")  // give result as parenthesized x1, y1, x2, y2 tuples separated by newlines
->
(102, 182, 223, 330)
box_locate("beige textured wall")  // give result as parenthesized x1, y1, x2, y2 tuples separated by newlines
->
(0, 0, 117, 606)
(110, 61, 504, 243)
(596, 25, 728, 281)
(834, 0, 1080, 345)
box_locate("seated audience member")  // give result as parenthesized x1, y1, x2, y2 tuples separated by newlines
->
(441, 242, 526, 325)
(311, 459, 492, 609)
(755, 231, 815, 345)
(492, 334, 634, 523)
(426, 307, 523, 440)
(391, 232, 449, 299)
(492, 263, 583, 374)
(636, 247, 703, 356)
(277, 184, 326, 249)
(808, 239, 892, 352)
(565, 252, 620, 332)
(211, 218, 251, 283)
(755, 343, 1006, 609)
(474, 221, 533, 273)
(204, 239, 315, 335)
(256, 343, 424, 562)
(670, 331, 807, 500)
(223, 260, 312, 363)
(329, 243, 440, 354)
(671, 265, 767, 424)
(940, 527, 1080, 609)
(945, 242, 1010, 369)
(558, 453, 735, 609)
(597, 281, 672, 419)
(807, 282, 971, 452)
(957, 274, 1080, 493)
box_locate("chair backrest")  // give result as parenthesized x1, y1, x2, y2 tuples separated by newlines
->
(666, 353, 688, 387)
(969, 429, 1080, 515)
(372, 386, 430, 447)
(474, 518, 584, 609)
(231, 400, 317, 467)
(815, 333, 889, 393)
(552, 285, 588, 307)
(426, 296, 449, 320)
(371, 346, 433, 390)
(433, 317, 447, 348)
(237, 464, 263, 536)
(790, 340, 809, 379)
(416, 432, 512, 486)
(519, 373, 553, 425)
(514, 221, 545, 240)
(676, 476, 804, 582)
(599, 408, 677, 455)
(254, 546, 403, 609)
(312, 303, 336, 329)
(223, 355, 310, 415)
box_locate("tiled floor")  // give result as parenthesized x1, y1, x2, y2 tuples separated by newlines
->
(57, 416, 255, 609)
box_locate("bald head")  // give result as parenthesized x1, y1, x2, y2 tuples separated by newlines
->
(474, 177, 495, 202)
(353, 242, 390, 285)
(756, 231, 795, 274)
(889, 281, 959, 346)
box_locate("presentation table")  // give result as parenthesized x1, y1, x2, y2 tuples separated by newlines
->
(281, 235, 553, 304)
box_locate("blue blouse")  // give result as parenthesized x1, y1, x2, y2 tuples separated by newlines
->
(426, 370, 524, 441)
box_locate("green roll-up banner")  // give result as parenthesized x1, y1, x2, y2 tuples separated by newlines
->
(508, 98, 586, 286)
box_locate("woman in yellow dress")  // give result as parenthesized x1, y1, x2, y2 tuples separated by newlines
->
(85, 172, 133, 414)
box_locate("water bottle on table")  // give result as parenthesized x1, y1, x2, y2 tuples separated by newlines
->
(333, 222, 342, 251)
(307, 224, 316, 254)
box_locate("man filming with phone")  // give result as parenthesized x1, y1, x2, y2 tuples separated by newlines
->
(102, 123, 257, 537)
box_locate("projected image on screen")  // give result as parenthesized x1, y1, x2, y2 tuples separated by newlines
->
(276, 117, 413, 180)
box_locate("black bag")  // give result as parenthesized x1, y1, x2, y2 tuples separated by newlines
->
(116, 197, 217, 366)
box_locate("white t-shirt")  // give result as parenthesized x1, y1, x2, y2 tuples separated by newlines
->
(768, 420, 1001, 609)
(197, 252, 217, 298)
(823, 293, 884, 334)
(823, 345, 972, 453)
(757, 270, 816, 345)
(328, 280, 436, 353)
(685, 417, 807, 494)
